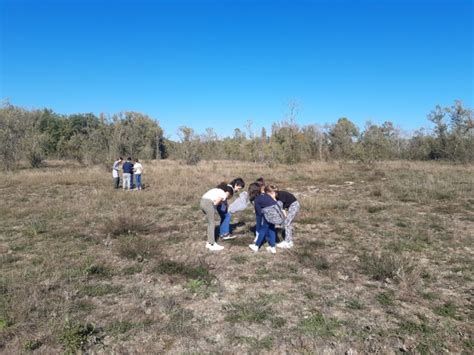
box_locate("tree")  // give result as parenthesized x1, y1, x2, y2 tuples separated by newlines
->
(0, 103, 28, 170)
(178, 126, 201, 165)
(328, 118, 359, 159)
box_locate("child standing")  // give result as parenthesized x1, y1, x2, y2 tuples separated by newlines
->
(133, 159, 143, 190)
(112, 157, 122, 189)
(276, 190, 300, 249)
(249, 185, 283, 254)
(200, 185, 234, 251)
(248, 181, 265, 242)
(217, 178, 245, 240)
(122, 157, 134, 190)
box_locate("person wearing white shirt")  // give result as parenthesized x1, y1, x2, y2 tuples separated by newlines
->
(200, 186, 234, 251)
(112, 157, 123, 189)
(133, 159, 144, 190)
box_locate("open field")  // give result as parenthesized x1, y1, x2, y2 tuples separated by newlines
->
(1, 160, 473, 354)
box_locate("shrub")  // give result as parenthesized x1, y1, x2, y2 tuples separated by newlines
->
(360, 252, 412, 282)
(58, 322, 96, 353)
(101, 215, 153, 237)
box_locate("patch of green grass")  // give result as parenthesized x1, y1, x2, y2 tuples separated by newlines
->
(121, 264, 143, 275)
(297, 250, 330, 271)
(27, 218, 48, 236)
(298, 311, 341, 338)
(398, 320, 434, 336)
(231, 335, 274, 351)
(224, 299, 270, 324)
(84, 263, 111, 278)
(0, 318, 10, 330)
(163, 306, 195, 336)
(421, 291, 438, 301)
(298, 216, 326, 224)
(58, 321, 97, 353)
(107, 320, 145, 336)
(78, 283, 122, 297)
(23, 339, 43, 351)
(231, 255, 248, 264)
(154, 259, 214, 285)
(367, 205, 386, 213)
(434, 302, 458, 319)
(395, 220, 409, 228)
(271, 316, 287, 328)
(186, 279, 207, 295)
(304, 240, 326, 249)
(70, 300, 96, 314)
(346, 298, 364, 310)
(376, 291, 395, 307)
(116, 235, 161, 260)
(464, 339, 474, 351)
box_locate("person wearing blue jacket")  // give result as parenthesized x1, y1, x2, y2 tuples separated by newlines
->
(248, 184, 279, 254)
(122, 157, 134, 190)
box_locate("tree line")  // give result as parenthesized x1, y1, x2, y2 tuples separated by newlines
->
(0, 100, 472, 170)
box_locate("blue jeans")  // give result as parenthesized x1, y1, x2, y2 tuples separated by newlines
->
(135, 174, 142, 189)
(255, 214, 263, 235)
(255, 217, 276, 247)
(217, 202, 231, 236)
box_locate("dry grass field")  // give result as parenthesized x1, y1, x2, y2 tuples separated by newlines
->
(0, 160, 473, 354)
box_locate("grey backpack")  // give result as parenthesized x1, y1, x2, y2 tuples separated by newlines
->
(262, 204, 286, 225)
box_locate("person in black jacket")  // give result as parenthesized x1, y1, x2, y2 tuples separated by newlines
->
(248, 185, 280, 254)
(276, 189, 300, 248)
(122, 157, 134, 190)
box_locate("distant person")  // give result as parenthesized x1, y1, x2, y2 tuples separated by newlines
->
(122, 157, 134, 190)
(200, 185, 234, 251)
(249, 185, 285, 254)
(133, 159, 143, 190)
(276, 189, 300, 249)
(216, 178, 245, 240)
(112, 157, 123, 189)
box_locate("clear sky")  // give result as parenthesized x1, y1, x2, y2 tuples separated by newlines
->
(1, 0, 472, 139)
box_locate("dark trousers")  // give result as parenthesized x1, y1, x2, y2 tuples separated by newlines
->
(114, 177, 120, 189)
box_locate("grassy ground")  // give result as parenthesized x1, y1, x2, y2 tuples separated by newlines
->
(0, 160, 473, 354)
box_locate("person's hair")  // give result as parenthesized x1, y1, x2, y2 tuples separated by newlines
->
(248, 182, 262, 202)
(127, 157, 132, 161)
(256, 177, 265, 185)
(119, 157, 123, 160)
(216, 182, 228, 190)
(264, 184, 278, 194)
(230, 177, 245, 189)
(222, 185, 234, 197)
(135, 158, 139, 162)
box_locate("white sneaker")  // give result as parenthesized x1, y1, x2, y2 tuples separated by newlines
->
(206, 242, 224, 251)
(276, 241, 289, 249)
(286, 241, 294, 248)
(248, 244, 259, 252)
(221, 234, 237, 240)
(266, 246, 276, 254)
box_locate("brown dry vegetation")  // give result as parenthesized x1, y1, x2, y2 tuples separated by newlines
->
(0, 160, 473, 354)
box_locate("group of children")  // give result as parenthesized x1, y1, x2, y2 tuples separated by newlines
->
(200, 177, 300, 253)
(112, 157, 144, 190)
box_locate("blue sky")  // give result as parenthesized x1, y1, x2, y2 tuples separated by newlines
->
(1, 0, 472, 139)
